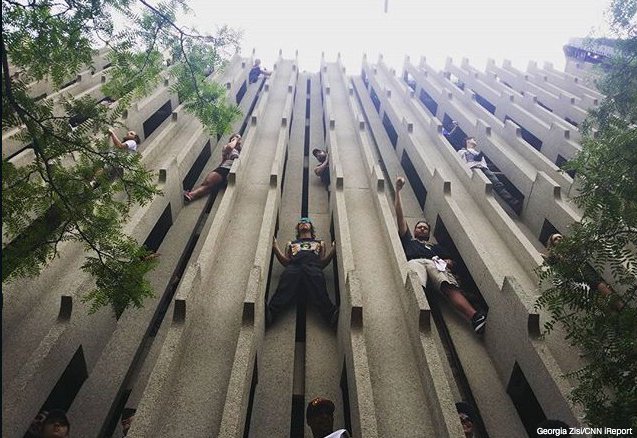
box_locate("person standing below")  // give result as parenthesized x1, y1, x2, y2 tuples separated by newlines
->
(394, 176, 487, 334)
(248, 58, 272, 84)
(306, 397, 350, 438)
(268, 218, 339, 328)
(184, 133, 242, 202)
(312, 148, 330, 189)
(458, 136, 521, 213)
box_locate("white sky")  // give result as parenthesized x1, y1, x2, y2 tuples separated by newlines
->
(181, 0, 610, 73)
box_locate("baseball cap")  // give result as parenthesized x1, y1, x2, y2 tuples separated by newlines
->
(306, 397, 335, 420)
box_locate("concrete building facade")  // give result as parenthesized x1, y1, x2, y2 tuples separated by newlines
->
(3, 50, 603, 437)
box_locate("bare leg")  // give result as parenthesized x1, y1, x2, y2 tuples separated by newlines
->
(441, 284, 477, 321)
(187, 171, 225, 200)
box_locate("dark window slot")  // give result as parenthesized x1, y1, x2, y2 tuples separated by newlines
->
(419, 89, 438, 117)
(442, 113, 467, 150)
(60, 77, 78, 90)
(504, 116, 543, 151)
(102, 62, 112, 69)
(361, 69, 369, 88)
(474, 92, 496, 115)
(507, 362, 546, 436)
(35, 346, 88, 415)
(434, 217, 489, 312)
(182, 141, 212, 190)
(403, 71, 416, 91)
(100, 389, 132, 438)
(400, 151, 427, 209)
(340, 361, 353, 435)
(239, 79, 264, 137)
(382, 113, 398, 148)
(142, 204, 173, 254)
(34, 93, 47, 102)
(305, 97, 311, 117)
(242, 360, 259, 438)
(539, 219, 560, 247)
(564, 117, 579, 128)
(6, 141, 33, 161)
(306, 78, 312, 94)
(502, 81, 513, 89)
(235, 81, 247, 104)
(3, 204, 64, 282)
(370, 87, 381, 113)
(142, 100, 172, 139)
(555, 154, 576, 179)
(536, 100, 553, 113)
(290, 394, 305, 438)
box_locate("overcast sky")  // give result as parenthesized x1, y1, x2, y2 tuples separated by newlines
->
(181, 0, 610, 73)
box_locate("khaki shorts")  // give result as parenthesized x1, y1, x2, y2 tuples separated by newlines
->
(407, 258, 459, 294)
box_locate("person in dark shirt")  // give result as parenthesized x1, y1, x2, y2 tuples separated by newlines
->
(312, 148, 330, 189)
(268, 217, 338, 328)
(394, 176, 487, 334)
(248, 58, 271, 84)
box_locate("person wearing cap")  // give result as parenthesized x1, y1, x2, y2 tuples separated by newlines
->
(268, 218, 338, 327)
(456, 402, 476, 438)
(306, 397, 350, 438)
(41, 409, 70, 438)
(394, 176, 487, 335)
(312, 148, 330, 189)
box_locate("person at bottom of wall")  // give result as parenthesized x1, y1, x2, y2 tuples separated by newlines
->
(249, 58, 272, 84)
(394, 176, 487, 335)
(312, 148, 330, 189)
(40, 409, 71, 438)
(267, 217, 339, 328)
(306, 397, 350, 438)
(458, 136, 521, 214)
(456, 401, 477, 438)
(184, 133, 242, 203)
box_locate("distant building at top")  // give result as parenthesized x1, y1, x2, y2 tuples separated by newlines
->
(563, 37, 617, 82)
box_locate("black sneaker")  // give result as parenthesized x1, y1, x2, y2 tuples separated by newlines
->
(471, 312, 487, 335)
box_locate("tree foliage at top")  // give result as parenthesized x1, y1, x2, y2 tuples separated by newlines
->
(536, 1, 637, 430)
(2, 0, 241, 315)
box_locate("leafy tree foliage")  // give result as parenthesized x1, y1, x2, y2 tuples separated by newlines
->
(2, 0, 241, 315)
(537, 1, 637, 430)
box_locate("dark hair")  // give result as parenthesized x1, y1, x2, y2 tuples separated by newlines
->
(455, 401, 476, 422)
(306, 397, 335, 421)
(312, 148, 323, 157)
(133, 134, 141, 144)
(296, 221, 316, 239)
(414, 220, 430, 231)
(43, 409, 70, 428)
(463, 136, 475, 147)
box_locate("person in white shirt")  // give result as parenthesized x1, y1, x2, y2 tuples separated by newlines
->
(306, 397, 350, 438)
(108, 128, 140, 152)
(458, 136, 521, 213)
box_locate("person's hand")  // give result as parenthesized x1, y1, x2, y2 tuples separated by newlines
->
(331, 241, 336, 250)
(396, 176, 405, 191)
(272, 236, 278, 249)
(108, 128, 115, 135)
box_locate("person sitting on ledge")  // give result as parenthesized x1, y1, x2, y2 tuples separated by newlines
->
(312, 148, 330, 189)
(108, 128, 141, 152)
(458, 135, 521, 214)
(184, 133, 242, 203)
(249, 58, 272, 84)
(267, 217, 338, 328)
(394, 176, 487, 335)
(306, 397, 350, 438)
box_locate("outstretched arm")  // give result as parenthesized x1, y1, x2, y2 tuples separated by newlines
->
(272, 237, 291, 266)
(394, 177, 408, 237)
(320, 241, 336, 268)
(109, 129, 126, 149)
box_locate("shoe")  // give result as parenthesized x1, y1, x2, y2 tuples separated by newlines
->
(471, 312, 487, 335)
(183, 191, 193, 203)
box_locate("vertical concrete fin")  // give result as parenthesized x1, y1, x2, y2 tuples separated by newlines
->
(502, 276, 540, 338)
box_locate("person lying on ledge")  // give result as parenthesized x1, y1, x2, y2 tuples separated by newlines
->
(267, 217, 339, 328)
(184, 133, 242, 203)
(394, 176, 487, 335)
